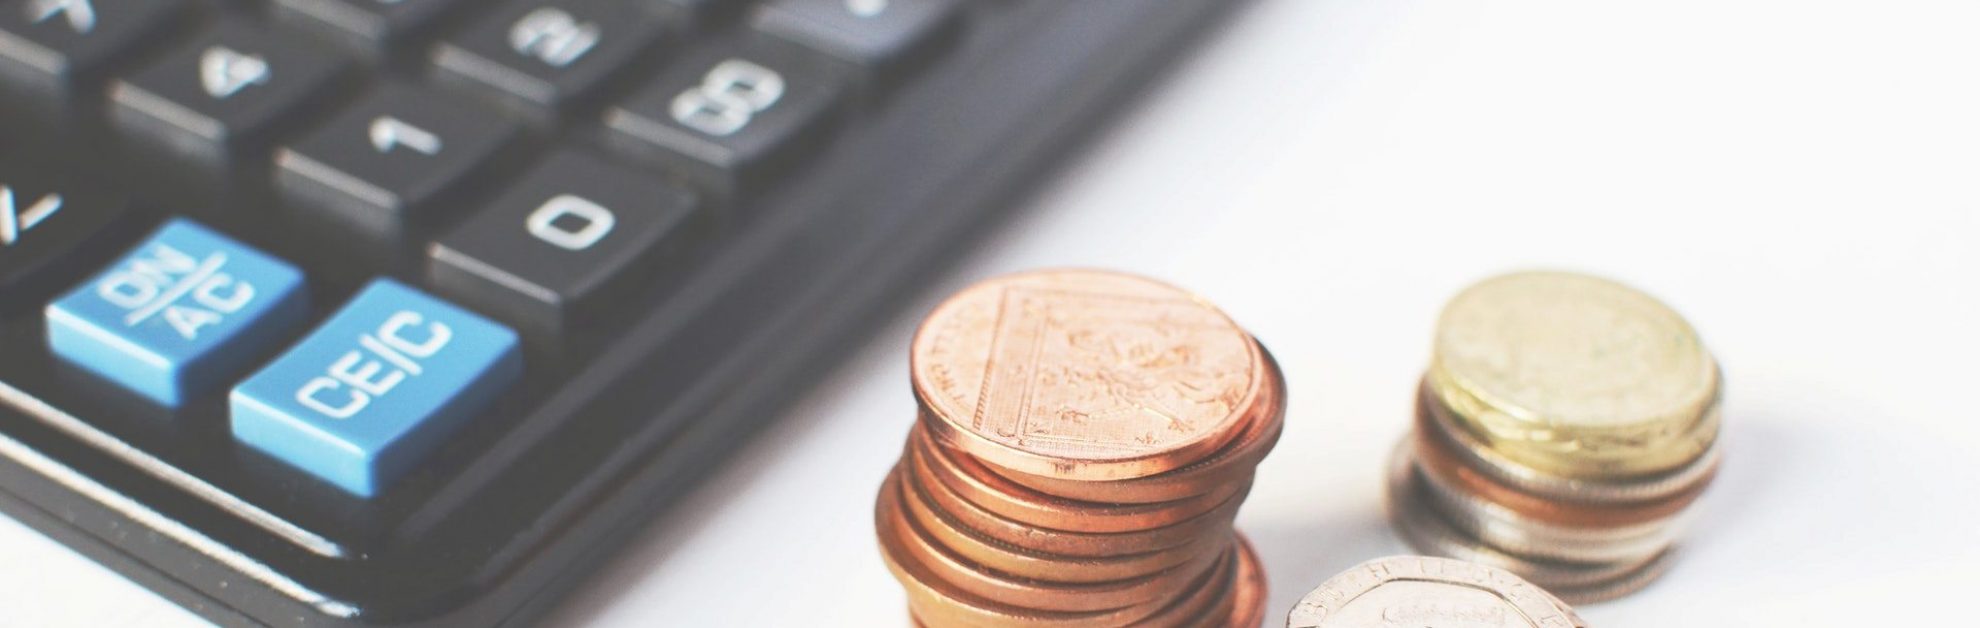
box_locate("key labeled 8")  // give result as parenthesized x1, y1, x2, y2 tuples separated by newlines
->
(670, 59, 786, 137)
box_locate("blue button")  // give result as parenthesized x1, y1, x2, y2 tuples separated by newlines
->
(229, 279, 520, 497)
(46, 219, 309, 407)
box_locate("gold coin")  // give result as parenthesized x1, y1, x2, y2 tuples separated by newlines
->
(911, 269, 1264, 481)
(1431, 271, 1720, 478)
(1286, 556, 1586, 628)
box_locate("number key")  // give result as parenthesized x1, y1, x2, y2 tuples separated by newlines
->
(430, 0, 666, 121)
(271, 0, 471, 58)
(427, 149, 698, 344)
(108, 19, 353, 169)
(275, 83, 525, 251)
(0, 0, 188, 109)
(602, 36, 844, 199)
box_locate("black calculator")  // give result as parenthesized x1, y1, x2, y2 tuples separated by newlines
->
(0, 0, 1237, 625)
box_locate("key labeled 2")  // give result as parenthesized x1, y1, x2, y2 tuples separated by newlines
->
(46, 219, 308, 407)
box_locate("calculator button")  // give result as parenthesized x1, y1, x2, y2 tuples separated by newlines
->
(270, 0, 469, 57)
(601, 36, 844, 199)
(427, 149, 697, 342)
(230, 279, 521, 498)
(0, 160, 134, 311)
(751, 0, 960, 88)
(429, 0, 666, 121)
(275, 82, 524, 248)
(45, 219, 309, 407)
(0, 0, 187, 105)
(107, 19, 352, 168)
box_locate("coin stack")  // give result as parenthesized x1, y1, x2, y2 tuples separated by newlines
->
(1287, 556, 1586, 628)
(876, 269, 1284, 627)
(1389, 271, 1723, 604)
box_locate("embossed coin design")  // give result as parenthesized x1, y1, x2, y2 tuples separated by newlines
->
(1286, 556, 1586, 628)
(1431, 270, 1719, 478)
(911, 269, 1263, 481)
(881, 269, 1282, 627)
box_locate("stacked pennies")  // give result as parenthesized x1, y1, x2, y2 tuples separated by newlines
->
(877, 270, 1282, 627)
(1389, 271, 1724, 604)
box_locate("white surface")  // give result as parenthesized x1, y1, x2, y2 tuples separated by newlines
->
(6, 0, 1978, 625)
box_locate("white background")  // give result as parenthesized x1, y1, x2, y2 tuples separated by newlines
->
(5, 0, 1977, 625)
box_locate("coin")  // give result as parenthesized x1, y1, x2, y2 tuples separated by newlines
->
(903, 432, 1242, 559)
(913, 418, 1248, 534)
(1286, 555, 1586, 628)
(995, 347, 1288, 505)
(1387, 442, 1676, 603)
(911, 269, 1264, 481)
(880, 468, 1218, 613)
(1412, 405, 1716, 529)
(1418, 379, 1724, 505)
(1223, 534, 1269, 628)
(1431, 271, 1720, 478)
(898, 452, 1228, 583)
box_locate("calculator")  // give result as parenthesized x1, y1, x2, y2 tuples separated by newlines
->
(0, 0, 1237, 625)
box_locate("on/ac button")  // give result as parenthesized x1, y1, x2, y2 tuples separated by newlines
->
(45, 218, 309, 407)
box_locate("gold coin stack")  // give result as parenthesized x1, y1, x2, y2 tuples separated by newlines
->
(1389, 271, 1723, 604)
(876, 269, 1283, 627)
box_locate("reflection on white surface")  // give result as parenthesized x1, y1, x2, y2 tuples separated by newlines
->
(7, 0, 1978, 625)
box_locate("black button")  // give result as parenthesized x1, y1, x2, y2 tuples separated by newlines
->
(601, 36, 844, 200)
(271, 0, 471, 58)
(427, 149, 698, 344)
(751, 0, 961, 90)
(107, 19, 353, 169)
(275, 82, 525, 250)
(429, 0, 667, 121)
(0, 158, 134, 313)
(0, 0, 188, 108)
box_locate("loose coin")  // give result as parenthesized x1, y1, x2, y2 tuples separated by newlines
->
(911, 269, 1264, 481)
(1286, 555, 1586, 628)
(1430, 271, 1720, 478)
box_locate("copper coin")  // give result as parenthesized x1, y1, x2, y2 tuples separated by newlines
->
(879, 481, 1178, 628)
(915, 420, 1247, 534)
(1129, 543, 1238, 628)
(902, 452, 1228, 584)
(911, 269, 1265, 481)
(1222, 535, 1269, 628)
(1414, 397, 1716, 529)
(881, 469, 1210, 613)
(905, 436, 1241, 560)
(993, 347, 1287, 505)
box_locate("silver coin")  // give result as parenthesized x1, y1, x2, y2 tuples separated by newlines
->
(1387, 439, 1677, 603)
(1410, 446, 1689, 564)
(1287, 555, 1586, 628)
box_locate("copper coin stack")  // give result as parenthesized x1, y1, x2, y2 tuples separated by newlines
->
(1389, 271, 1723, 604)
(876, 269, 1283, 627)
